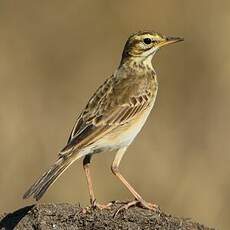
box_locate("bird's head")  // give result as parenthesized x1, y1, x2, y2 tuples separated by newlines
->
(121, 31, 183, 65)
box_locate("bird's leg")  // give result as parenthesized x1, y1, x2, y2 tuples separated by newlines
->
(111, 147, 158, 215)
(83, 155, 95, 205)
(83, 155, 111, 210)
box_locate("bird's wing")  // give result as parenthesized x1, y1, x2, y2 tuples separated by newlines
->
(59, 74, 156, 156)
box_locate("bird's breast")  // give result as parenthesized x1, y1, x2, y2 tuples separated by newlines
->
(93, 100, 156, 152)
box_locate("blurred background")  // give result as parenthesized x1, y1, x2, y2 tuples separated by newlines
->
(0, 0, 229, 229)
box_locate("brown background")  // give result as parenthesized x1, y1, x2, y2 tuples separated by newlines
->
(0, 1, 229, 229)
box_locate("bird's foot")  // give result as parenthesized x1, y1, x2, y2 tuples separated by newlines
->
(91, 199, 112, 210)
(82, 200, 112, 213)
(114, 199, 158, 217)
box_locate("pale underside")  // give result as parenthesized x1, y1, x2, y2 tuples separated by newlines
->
(59, 66, 158, 159)
(76, 100, 156, 159)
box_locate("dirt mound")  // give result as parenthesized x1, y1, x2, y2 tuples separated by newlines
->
(0, 202, 215, 230)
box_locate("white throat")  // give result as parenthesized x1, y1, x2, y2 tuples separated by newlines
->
(135, 48, 158, 70)
(142, 53, 154, 68)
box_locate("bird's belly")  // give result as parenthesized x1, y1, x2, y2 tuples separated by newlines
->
(93, 104, 154, 153)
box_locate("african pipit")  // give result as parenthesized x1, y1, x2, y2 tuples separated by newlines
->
(23, 31, 183, 211)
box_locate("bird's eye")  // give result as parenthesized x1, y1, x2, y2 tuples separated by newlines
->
(143, 38, 152, 45)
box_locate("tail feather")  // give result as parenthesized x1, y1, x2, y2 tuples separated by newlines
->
(23, 154, 78, 201)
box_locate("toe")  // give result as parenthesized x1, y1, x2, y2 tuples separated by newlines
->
(114, 200, 139, 217)
(139, 201, 158, 210)
(93, 202, 112, 210)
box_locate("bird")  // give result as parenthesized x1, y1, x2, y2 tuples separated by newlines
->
(23, 31, 183, 212)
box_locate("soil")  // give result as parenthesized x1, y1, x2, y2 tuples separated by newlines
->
(0, 202, 215, 230)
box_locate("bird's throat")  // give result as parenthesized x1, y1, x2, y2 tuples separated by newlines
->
(121, 56, 155, 75)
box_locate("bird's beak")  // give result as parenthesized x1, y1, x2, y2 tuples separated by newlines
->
(158, 36, 184, 48)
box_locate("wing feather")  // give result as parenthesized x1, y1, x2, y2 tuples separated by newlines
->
(59, 73, 156, 156)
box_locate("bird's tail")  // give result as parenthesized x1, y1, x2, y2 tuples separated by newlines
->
(23, 153, 80, 201)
